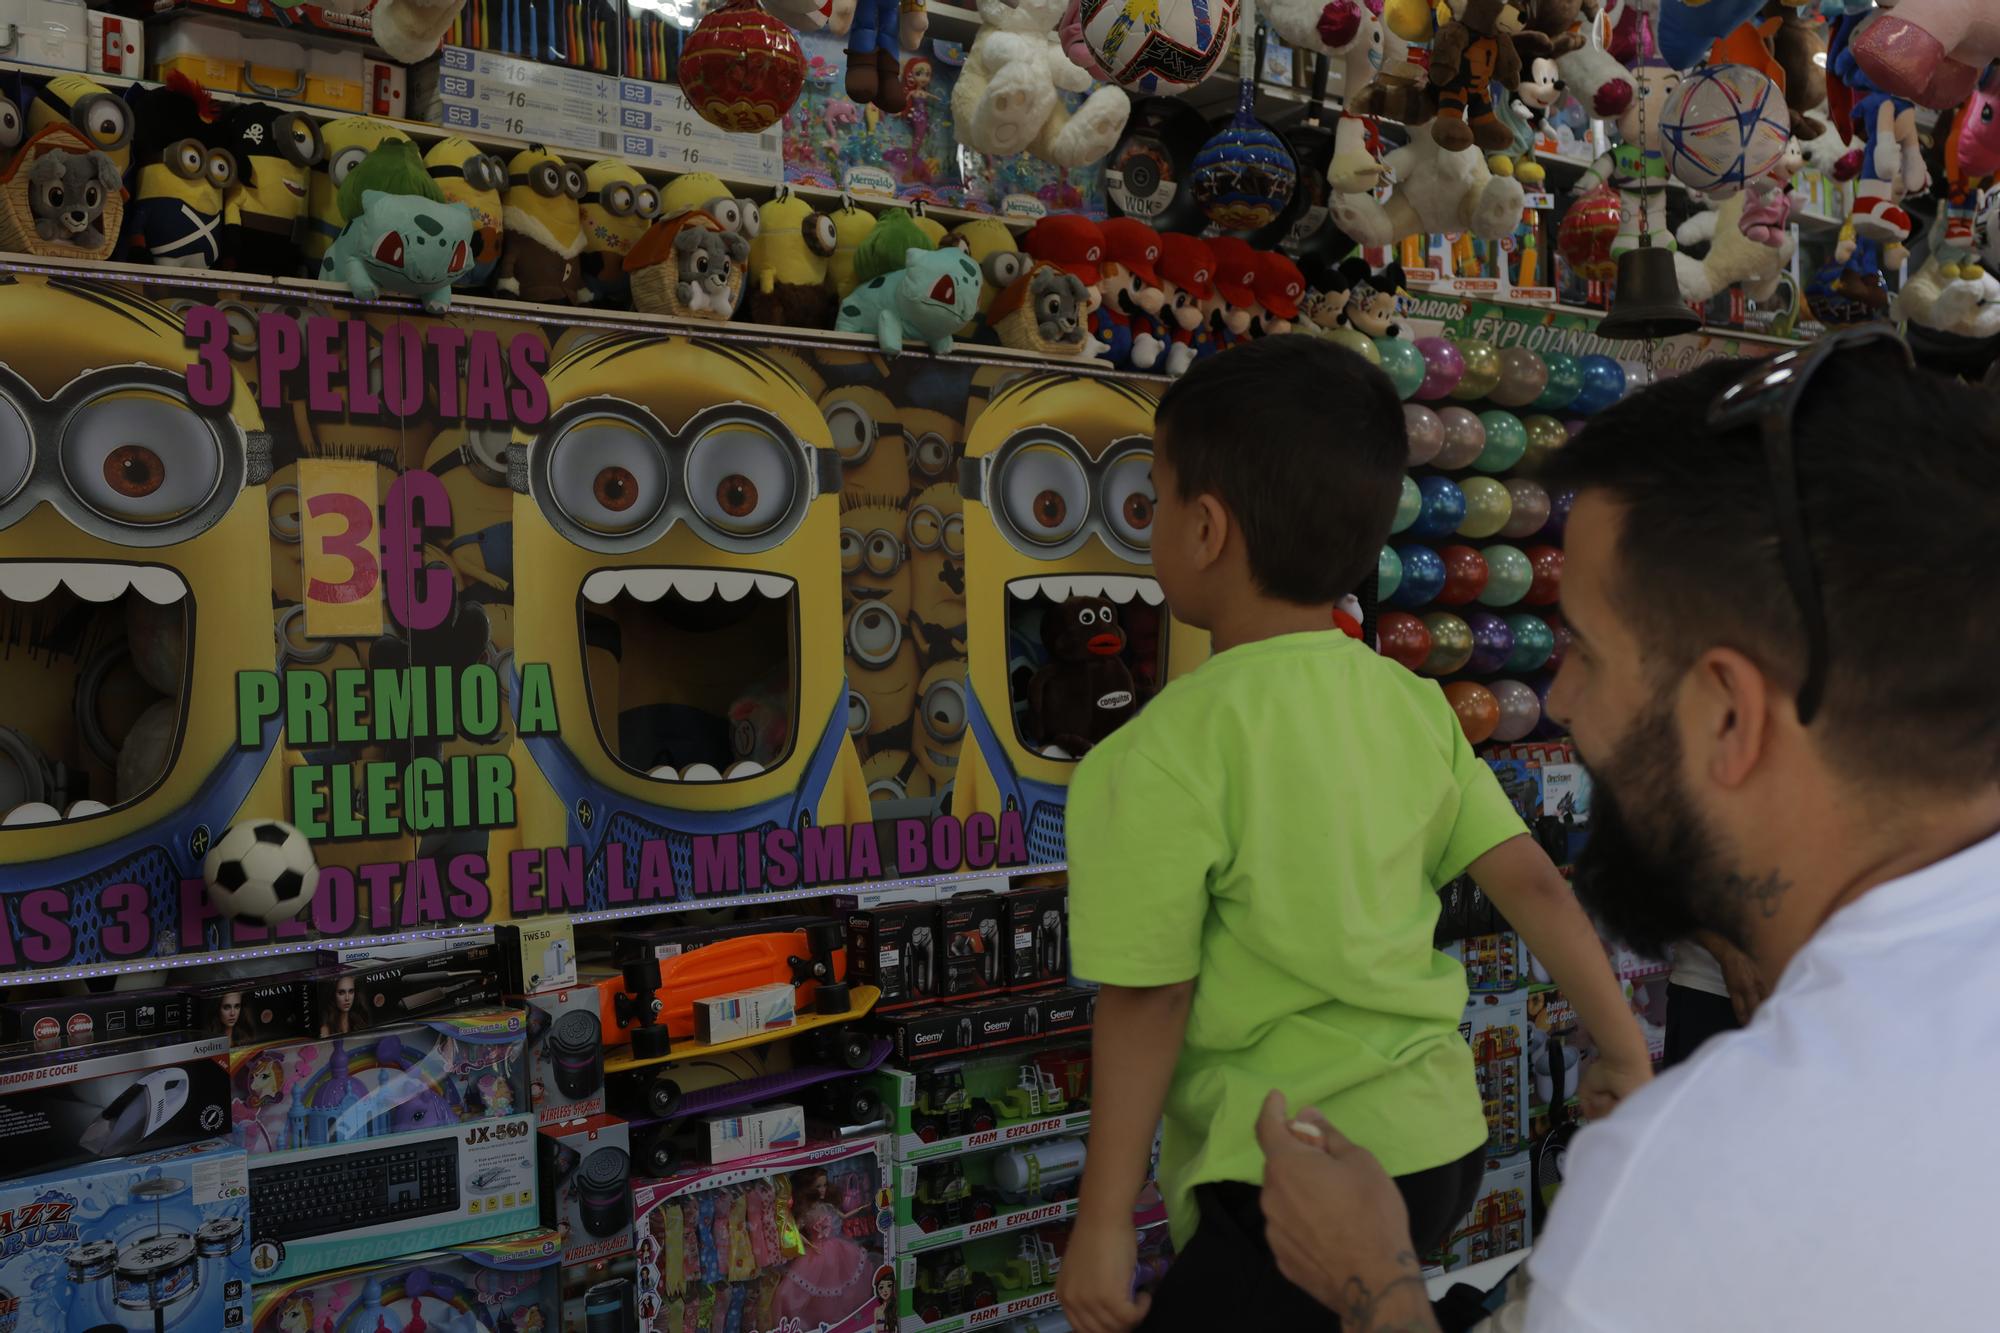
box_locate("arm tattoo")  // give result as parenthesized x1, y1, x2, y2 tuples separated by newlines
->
(1338, 1251, 1442, 1333)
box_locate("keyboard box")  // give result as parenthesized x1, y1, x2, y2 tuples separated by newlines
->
(539, 1115, 633, 1264)
(526, 986, 606, 1126)
(251, 1227, 563, 1333)
(0, 1138, 251, 1332)
(0, 1032, 230, 1180)
(229, 1008, 529, 1156)
(247, 1112, 538, 1283)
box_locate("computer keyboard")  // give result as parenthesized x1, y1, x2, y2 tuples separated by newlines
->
(251, 1137, 460, 1243)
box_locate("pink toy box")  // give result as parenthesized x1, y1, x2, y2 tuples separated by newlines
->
(632, 1138, 893, 1333)
(252, 1228, 563, 1332)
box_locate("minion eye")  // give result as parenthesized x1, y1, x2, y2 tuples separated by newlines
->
(846, 688, 870, 737)
(864, 530, 901, 577)
(62, 389, 224, 526)
(171, 140, 205, 179)
(868, 775, 908, 802)
(942, 513, 964, 557)
(546, 416, 668, 536)
(922, 677, 966, 743)
(280, 115, 322, 167)
(532, 162, 562, 196)
(847, 600, 903, 667)
(0, 395, 30, 506)
(206, 149, 238, 189)
(907, 504, 941, 552)
(268, 482, 302, 542)
(807, 213, 836, 256)
(913, 433, 952, 477)
(0, 103, 21, 152)
(329, 144, 369, 184)
(1102, 450, 1155, 552)
(636, 186, 661, 218)
(839, 527, 863, 574)
(735, 198, 761, 238)
(563, 166, 586, 199)
(824, 400, 876, 466)
(78, 94, 131, 151)
(709, 199, 743, 232)
(687, 421, 796, 537)
(606, 183, 635, 215)
(985, 252, 1025, 287)
(997, 443, 1087, 547)
(220, 303, 258, 355)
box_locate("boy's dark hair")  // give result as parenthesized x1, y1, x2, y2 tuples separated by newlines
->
(1155, 334, 1406, 604)
(1541, 353, 2000, 789)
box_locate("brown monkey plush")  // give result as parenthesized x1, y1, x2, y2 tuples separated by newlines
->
(1027, 596, 1138, 757)
(1430, 0, 1528, 154)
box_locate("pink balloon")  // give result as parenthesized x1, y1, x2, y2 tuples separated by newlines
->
(1490, 678, 1542, 742)
(1405, 404, 1444, 466)
(1564, 418, 1587, 438)
(1434, 406, 1487, 470)
(1500, 479, 1551, 538)
(1414, 337, 1466, 401)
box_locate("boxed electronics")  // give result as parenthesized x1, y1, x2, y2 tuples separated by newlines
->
(940, 893, 1004, 997)
(538, 1115, 633, 1263)
(250, 1227, 563, 1332)
(702, 1101, 805, 1165)
(318, 930, 495, 966)
(0, 1032, 229, 1179)
(191, 972, 318, 1049)
(561, 1255, 637, 1333)
(841, 899, 939, 1009)
(248, 1112, 539, 1282)
(525, 986, 606, 1125)
(498, 919, 579, 993)
(313, 942, 505, 1031)
(229, 1009, 529, 1155)
(631, 1137, 889, 1333)
(872, 987, 1094, 1064)
(1, 986, 192, 1049)
(88, 11, 144, 76)
(1002, 885, 1068, 988)
(695, 981, 796, 1045)
(0, 1138, 252, 1331)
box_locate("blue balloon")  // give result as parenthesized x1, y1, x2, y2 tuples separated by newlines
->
(1389, 544, 1446, 608)
(1408, 475, 1468, 541)
(1571, 355, 1628, 415)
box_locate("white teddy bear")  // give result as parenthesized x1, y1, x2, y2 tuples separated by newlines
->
(950, 0, 1131, 168)
(1329, 132, 1528, 246)
(1895, 250, 2000, 339)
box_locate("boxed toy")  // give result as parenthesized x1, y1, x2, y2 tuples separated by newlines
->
(562, 1255, 638, 1333)
(1462, 991, 1528, 1156)
(939, 893, 1003, 998)
(1001, 886, 1066, 988)
(251, 1228, 563, 1332)
(0, 1033, 229, 1180)
(841, 900, 940, 1010)
(894, 1136, 1085, 1252)
(192, 972, 319, 1048)
(247, 1112, 538, 1282)
(1425, 1151, 1532, 1276)
(632, 1137, 891, 1333)
(1, 986, 192, 1049)
(0, 1138, 251, 1332)
(527, 986, 607, 1126)
(877, 1044, 1092, 1161)
(313, 943, 506, 1032)
(540, 1115, 634, 1263)
(230, 1009, 529, 1155)
(499, 919, 579, 994)
(695, 982, 796, 1045)
(702, 1102, 806, 1166)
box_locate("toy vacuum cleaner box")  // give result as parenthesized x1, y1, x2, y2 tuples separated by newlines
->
(251, 1227, 564, 1332)
(0, 1138, 252, 1332)
(539, 1115, 634, 1263)
(0, 1033, 230, 1181)
(526, 986, 607, 1125)
(631, 1136, 892, 1333)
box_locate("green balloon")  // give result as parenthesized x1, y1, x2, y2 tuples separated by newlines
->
(1534, 352, 1583, 411)
(1456, 475, 1514, 538)
(1391, 475, 1421, 533)
(1479, 544, 1533, 606)
(1450, 340, 1502, 401)
(1378, 545, 1404, 601)
(1474, 411, 1528, 473)
(1328, 328, 1383, 366)
(1376, 336, 1427, 400)
(1503, 613, 1555, 671)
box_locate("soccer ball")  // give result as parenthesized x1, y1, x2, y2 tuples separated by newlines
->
(203, 820, 320, 925)
(1080, 0, 1240, 96)
(1659, 64, 1791, 198)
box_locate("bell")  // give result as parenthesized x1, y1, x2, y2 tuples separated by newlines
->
(1598, 240, 1701, 342)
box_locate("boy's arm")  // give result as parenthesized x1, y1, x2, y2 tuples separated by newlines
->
(1059, 981, 1192, 1333)
(1469, 834, 1653, 1113)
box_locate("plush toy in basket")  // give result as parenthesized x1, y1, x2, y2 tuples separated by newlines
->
(627, 209, 751, 320)
(989, 261, 1093, 356)
(319, 139, 477, 311)
(0, 124, 123, 261)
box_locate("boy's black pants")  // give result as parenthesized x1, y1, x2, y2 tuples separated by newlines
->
(1136, 1146, 1486, 1332)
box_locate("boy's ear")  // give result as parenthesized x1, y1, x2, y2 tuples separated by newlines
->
(1192, 491, 1230, 571)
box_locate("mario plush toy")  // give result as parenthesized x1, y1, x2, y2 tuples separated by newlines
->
(1251, 249, 1307, 337)
(1155, 231, 1216, 376)
(1099, 218, 1168, 372)
(1204, 236, 1262, 355)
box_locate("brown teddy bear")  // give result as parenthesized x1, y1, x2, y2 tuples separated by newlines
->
(1430, 0, 1528, 153)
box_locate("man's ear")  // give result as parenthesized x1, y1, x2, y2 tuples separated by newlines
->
(1691, 646, 1773, 789)
(1192, 492, 1229, 571)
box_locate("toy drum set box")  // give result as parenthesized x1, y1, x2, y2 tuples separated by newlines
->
(0, 266, 1203, 973)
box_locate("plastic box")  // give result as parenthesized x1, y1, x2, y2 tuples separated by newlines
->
(251, 1228, 563, 1332)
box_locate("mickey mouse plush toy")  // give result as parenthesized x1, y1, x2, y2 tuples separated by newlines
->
(1028, 595, 1138, 757)
(1328, 257, 1408, 339)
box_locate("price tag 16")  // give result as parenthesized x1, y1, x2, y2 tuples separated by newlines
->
(299, 459, 386, 640)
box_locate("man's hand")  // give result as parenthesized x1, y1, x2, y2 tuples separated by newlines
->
(1254, 1093, 1441, 1332)
(1058, 1213, 1150, 1333)
(1578, 1050, 1652, 1118)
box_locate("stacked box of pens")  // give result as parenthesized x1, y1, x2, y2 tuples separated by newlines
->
(442, 0, 680, 79)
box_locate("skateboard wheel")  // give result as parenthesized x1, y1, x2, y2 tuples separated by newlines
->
(849, 1087, 884, 1123)
(647, 1076, 683, 1119)
(632, 1026, 672, 1060)
(834, 1030, 871, 1070)
(815, 983, 853, 1016)
(637, 1131, 678, 1178)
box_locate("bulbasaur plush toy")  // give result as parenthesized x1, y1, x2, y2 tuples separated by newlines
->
(321, 139, 476, 312)
(835, 208, 982, 355)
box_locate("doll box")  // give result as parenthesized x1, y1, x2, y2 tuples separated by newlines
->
(631, 1137, 892, 1333)
(0, 1138, 252, 1333)
(250, 1226, 564, 1333)
(0, 1039, 229, 1181)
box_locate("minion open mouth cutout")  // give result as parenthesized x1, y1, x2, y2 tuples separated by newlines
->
(0, 563, 190, 827)
(577, 566, 798, 784)
(1006, 575, 1167, 762)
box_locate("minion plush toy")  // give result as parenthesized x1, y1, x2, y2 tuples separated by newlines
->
(26, 74, 132, 176)
(749, 185, 838, 328)
(660, 170, 760, 241)
(496, 144, 588, 305)
(123, 75, 236, 269)
(579, 158, 660, 305)
(425, 137, 508, 288)
(304, 117, 412, 270)
(946, 217, 1026, 338)
(220, 102, 323, 276)
(827, 199, 879, 299)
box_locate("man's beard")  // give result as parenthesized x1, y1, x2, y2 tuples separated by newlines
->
(1572, 698, 1751, 960)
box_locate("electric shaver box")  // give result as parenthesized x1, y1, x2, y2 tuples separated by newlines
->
(840, 899, 941, 1010)
(1003, 885, 1069, 988)
(317, 942, 505, 1029)
(940, 892, 1005, 998)
(248, 1112, 539, 1283)
(539, 1115, 634, 1263)
(0, 1032, 230, 1180)
(524, 987, 606, 1126)
(0, 985, 192, 1049)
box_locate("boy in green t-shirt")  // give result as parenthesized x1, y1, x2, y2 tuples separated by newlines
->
(1055, 336, 1653, 1333)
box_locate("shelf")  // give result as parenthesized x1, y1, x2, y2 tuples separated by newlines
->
(900, 1196, 1079, 1254)
(901, 1286, 1059, 1333)
(1425, 1247, 1530, 1302)
(900, 1109, 1093, 1164)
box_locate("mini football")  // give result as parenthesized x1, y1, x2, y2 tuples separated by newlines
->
(203, 819, 320, 925)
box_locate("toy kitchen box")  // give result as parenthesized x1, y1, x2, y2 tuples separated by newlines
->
(0, 1137, 252, 1333)
(0, 1031, 232, 1182)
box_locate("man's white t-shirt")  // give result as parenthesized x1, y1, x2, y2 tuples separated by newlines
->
(1526, 829, 2000, 1332)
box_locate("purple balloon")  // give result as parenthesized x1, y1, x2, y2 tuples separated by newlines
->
(1490, 678, 1541, 742)
(1465, 609, 1516, 674)
(1544, 487, 1577, 543)
(1415, 337, 1466, 401)
(1564, 418, 1586, 438)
